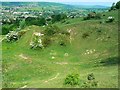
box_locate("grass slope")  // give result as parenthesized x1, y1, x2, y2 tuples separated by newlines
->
(2, 10, 118, 88)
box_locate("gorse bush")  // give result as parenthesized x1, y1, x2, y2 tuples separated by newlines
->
(64, 73, 80, 86)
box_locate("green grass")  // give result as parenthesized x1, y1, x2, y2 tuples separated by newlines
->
(2, 10, 118, 88)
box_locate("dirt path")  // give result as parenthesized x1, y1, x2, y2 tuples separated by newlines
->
(0, 37, 5, 43)
(19, 54, 28, 60)
(44, 73, 60, 83)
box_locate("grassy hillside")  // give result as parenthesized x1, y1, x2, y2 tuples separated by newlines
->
(2, 10, 118, 88)
(2, 2, 75, 11)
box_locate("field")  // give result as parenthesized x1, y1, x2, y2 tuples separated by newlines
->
(1, 10, 119, 88)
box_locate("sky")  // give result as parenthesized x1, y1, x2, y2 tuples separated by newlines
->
(1, 0, 119, 2)
(1, 0, 119, 6)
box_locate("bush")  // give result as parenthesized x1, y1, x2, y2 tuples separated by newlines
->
(30, 35, 44, 49)
(19, 19, 26, 29)
(17, 30, 27, 37)
(83, 16, 90, 20)
(64, 73, 80, 86)
(95, 13, 102, 19)
(81, 73, 98, 88)
(44, 25, 60, 36)
(106, 16, 115, 23)
(6, 31, 19, 42)
(83, 12, 101, 20)
(51, 14, 67, 23)
(25, 17, 46, 26)
(115, 1, 120, 9)
(42, 36, 51, 47)
(2, 24, 16, 35)
(82, 33, 89, 39)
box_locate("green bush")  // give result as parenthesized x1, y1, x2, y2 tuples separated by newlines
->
(106, 16, 115, 23)
(44, 25, 60, 36)
(81, 73, 98, 88)
(82, 33, 89, 39)
(18, 30, 27, 37)
(25, 17, 46, 26)
(51, 14, 67, 23)
(2, 24, 16, 35)
(42, 36, 51, 47)
(64, 73, 80, 86)
(83, 16, 90, 20)
(95, 13, 102, 19)
(30, 35, 44, 49)
(6, 31, 19, 42)
(83, 12, 101, 20)
(19, 19, 26, 29)
(115, 1, 120, 9)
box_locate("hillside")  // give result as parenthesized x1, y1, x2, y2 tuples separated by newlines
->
(2, 2, 76, 10)
(2, 10, 119, 88)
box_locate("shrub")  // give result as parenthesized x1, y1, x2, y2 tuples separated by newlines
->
(64, 73, 80, 86)
(19, 19, 26, 29)
(82, 33, 89, 39)
(6, 31, 19, 42)
(58, 34, 68, 46)
(2, 24, 15, 35)
(83, 12, 101, 20)
(30, 35, 44, 49)
(87, 73, 95, 81)
(17, 30, 27, 37)
(106, 16, 115, 23)
(25, 17, 46, 26)
(44, 25, 60, 36)
(115, 1, 120, 9)
(59, 40, 66, 46)
(51, 14, 67, 23)
(81, 73, 98, 88)
(60, 30, 70, 36)
(42, 36, 51, 47)
(83, 16, 90, 20)
(95, 13, 102, 19)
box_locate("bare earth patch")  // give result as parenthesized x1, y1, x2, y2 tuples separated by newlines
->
(18, 53, 32, 63)
(44, 73, 60, 83)
(19, 54, 28, 60)
(54, 62, 68, 65)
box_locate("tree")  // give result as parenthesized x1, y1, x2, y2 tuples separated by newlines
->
(44, 25, 60, 36)
(110, 3, 116, 10)
(19, 19, 26, 29)
(25, 17, 46, 26)
(115, 1, 120, 9)
(51, 14, 67, 23)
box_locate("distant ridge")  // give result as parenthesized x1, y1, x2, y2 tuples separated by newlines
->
(2, 2, 109, 9)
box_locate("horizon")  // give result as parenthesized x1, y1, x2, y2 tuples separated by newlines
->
(1, 1, 118, 6)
